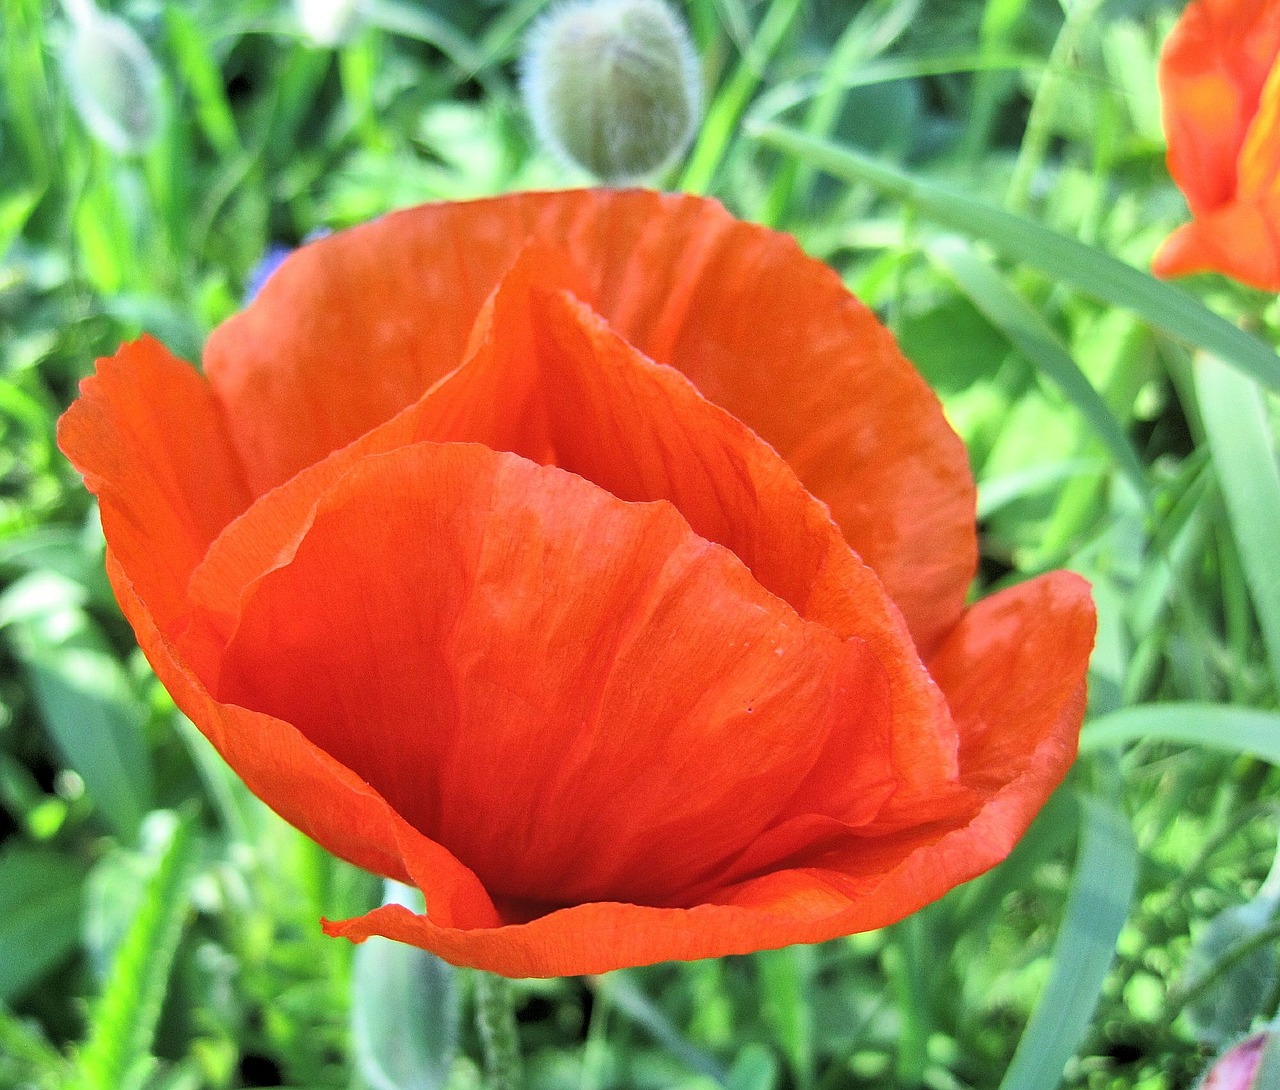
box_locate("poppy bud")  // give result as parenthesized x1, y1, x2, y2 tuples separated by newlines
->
(294, 0, 361, 48)
(521, 0, 701, 183)
(61, 0, 161, 155)
(1199, 1031, 1272, 1089)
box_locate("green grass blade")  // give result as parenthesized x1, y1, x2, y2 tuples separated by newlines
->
(164, 7, 241, 157)
(757, 946, 815, 1089)
(0, 846, 84, 1001)
(998, 796, 1137, 1090)
(596, 971, 730, 1084)
(929, 237, 1148, 497)
(76, 812, 197, 1090)
(1195, 352, 1280, 693)
(747, 52, 1042, 131)
(680, 0, 804, 195)
(1081, 704, 1280, 763)
(747, 124, 1280, 391)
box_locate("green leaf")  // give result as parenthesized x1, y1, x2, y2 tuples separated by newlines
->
(1081, 704, 1280, 764)
(746, 124, 1280, 391)
(0, 846, 84, 1001)
(928, 237, 1148, 498)
(352, 882, 460, 1090)
(76, 811, 197, 1090)
(1195, 352, 1280, 693)
(998, 796, 1137, 1090)
(8, 610, 152, 843)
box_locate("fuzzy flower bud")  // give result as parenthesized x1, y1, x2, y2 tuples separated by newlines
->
(61, 0, 161, 155)
(521, 0, 701, 184)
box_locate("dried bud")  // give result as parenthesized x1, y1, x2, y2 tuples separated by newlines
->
(294, 0, 361, 48)
(61, 1, 162, 155)
(521, 0, 701, 183)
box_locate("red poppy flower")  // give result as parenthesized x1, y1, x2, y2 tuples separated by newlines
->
(1153, 0, 1280, 291)
(59, 190, 1094, 977)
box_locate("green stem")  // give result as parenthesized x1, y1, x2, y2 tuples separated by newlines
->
(474, 972, 523, 1090)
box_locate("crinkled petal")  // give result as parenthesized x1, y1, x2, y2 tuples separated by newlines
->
(1238, 57, 1280, 201)
(204, 190, 975, 653)
(323, 571, 1093, 976)
(214, 442, 897, 908)
(104, 549, 498, 917)
(184, 246, 958, 806)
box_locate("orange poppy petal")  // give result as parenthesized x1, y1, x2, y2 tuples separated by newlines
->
(204, 191, 975, 653)
(1152, 197, 1280, 292)
(1160, 0, 1280, 215)
(213, 441, 898, 908)
(408, 246, 960, 800)
(56, 337, 252, 639)
(1238, 59, 1280, 201)
(587, 197, 977, 658)
(323, 571, 1092, 977)
(184, 246, 959, 805)
(103, 549, 502, 916)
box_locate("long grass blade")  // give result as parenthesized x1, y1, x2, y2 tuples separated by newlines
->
(1082, 704, 1280, 763)
(747, 124, 1280, 391)
(929, 237, 1148, 496)
(998, 796, 1137, 1090)
(1195, 352, 1280, 693)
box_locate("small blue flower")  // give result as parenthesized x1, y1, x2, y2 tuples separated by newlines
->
(243, 243, 294, 303)
(244, 230, 331, 303)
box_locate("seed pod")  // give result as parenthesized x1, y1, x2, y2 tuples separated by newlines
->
(521, 0, 702, 184)
(61, 1, 162, 155)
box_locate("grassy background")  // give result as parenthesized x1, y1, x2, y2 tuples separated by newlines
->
(3, 0, 1280, 1087)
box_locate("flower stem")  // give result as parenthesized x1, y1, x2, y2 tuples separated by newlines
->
(474, 972, 523, 1090)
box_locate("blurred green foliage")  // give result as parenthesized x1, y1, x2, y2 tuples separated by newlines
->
(2, 0, 1280, 1087)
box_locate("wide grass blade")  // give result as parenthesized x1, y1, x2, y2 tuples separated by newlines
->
(747, 124, 1280, 391)
(352, 882, 460, 1090)
(998, 796, 1137, 1090)
(929, 237, 1148, 497)
(1082, 704, 1280, 763)
(1195, 352, 1280, 693)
